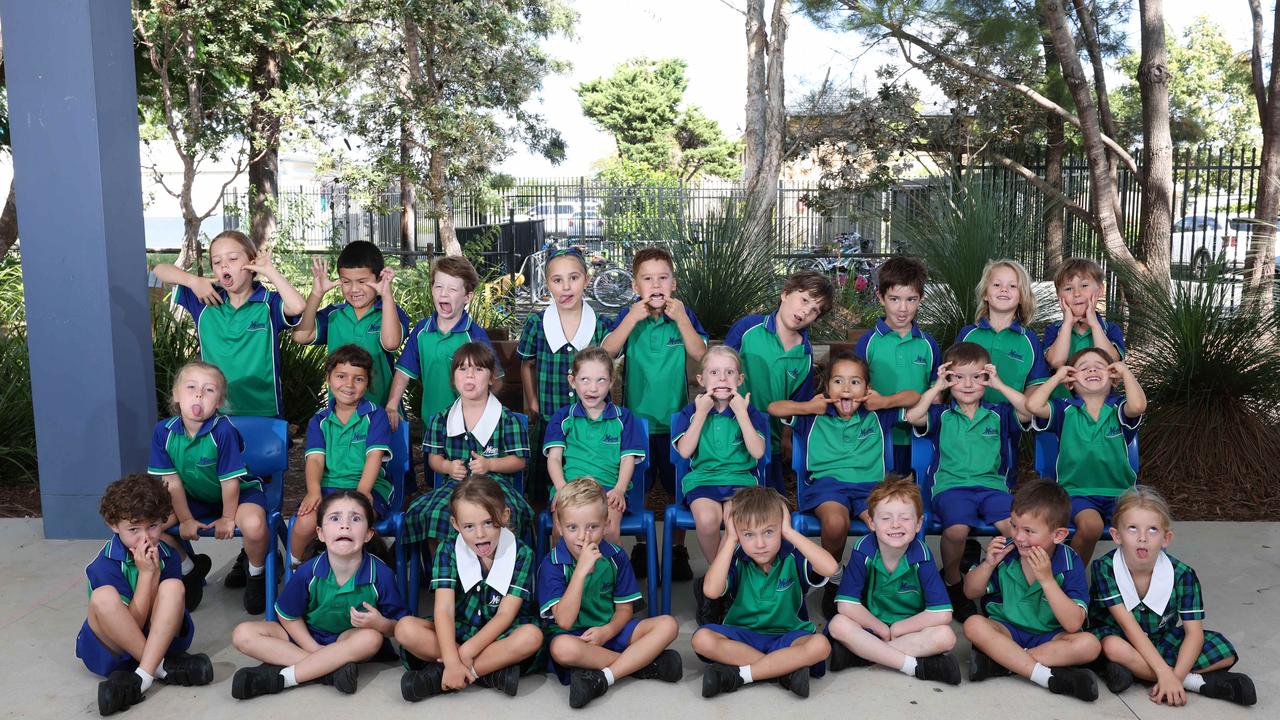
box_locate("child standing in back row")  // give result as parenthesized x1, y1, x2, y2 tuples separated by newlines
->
(1043, 258, 1125, 400)
(956, 259, 1050, 403)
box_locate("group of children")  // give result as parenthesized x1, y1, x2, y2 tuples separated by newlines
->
(76, 233, 1255, 714)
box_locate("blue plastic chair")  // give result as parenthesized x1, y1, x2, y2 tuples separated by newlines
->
(1034, 430, 1139, 541)
(165, 416, 289, 620)
(786, 425, 881, 541)
(284, 421, 410, 598)
(661, 414, 770, 615)
(909, 435, 1005, 537)
(405, 412, 529, 616)
(535, 418, 657, 610)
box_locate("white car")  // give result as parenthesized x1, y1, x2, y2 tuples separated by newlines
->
(1170, 215, 1247, 277)
(519, 200, 603, 238)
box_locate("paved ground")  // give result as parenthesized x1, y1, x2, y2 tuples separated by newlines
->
(4, 518, 1275, 719)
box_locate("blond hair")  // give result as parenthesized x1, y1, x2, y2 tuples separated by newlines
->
(729, 486, 786, 528)
(554, 477, 608, 522)
(975, 259, 1036, 324)
(700, 344, 743, 373)
(1113, 486, 1173, 530)
(170, 360, 227, 414)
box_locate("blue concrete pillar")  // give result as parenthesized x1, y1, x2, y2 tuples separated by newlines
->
(1, 0, 154, 538)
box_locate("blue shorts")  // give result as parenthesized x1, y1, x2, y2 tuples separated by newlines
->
(322, 486, 390, 519)
(798, 477, 874, 516)
(892, 443, 912, 476)
(549, 618, 641, 684)
(934, 487, 1012, 529)
(1069, 495, 1118, 526)
(186, 485, 268, 521)
(76, 613, 195, 677)
(682, 484, 744, 508)
(998, 620, 1061, 650)
(696, 624, 825, 676)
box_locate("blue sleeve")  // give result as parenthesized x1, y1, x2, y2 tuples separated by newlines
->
(275, 561, 314, 620)
(724, 552, 743, 597)
(1033, 398, 1067, 434)
(1107, 321, 1127, 357)
(542, 406, 570, 452)
(158, 544, 184, 583)
(267, 290, 300, 331)
(311, 304, 335, 346)
(835, 553, 867, 604)
(536, 556, 567, 618)
(1025, 330, 1050, 386)
(171, 285, 205, 322)
(1116, 399, 1143, 436)
(395, 320, 429, 378)
(1062, 554, 1090, 608)
(86, 556, 135, 601)
(853, 328, 873, 360)
(723, 315, 752, 351)
(748, 406, 770, 439)
(304, 414, 326, 455)
(394, 305, 412, 346)
(913, 405, 946, 439)
(147, 422, 176, 474)
(620, 410, 647, 459)
(366, 408, 392, 459)
(611, 548, 642, 603)
(924, 331, 942, 383)
(685, 305, 710, 339)
(792, 544, 825, 592)
(670, 404, 694, 444)
(918, 556, 953, 612)
(1041, 321, 1062, 354)
(955, 323, 976, 348)
(608, 304, 633, 333)
(373, 558, 408, 621)
(212, 419, 249, 482)
(785, 413, 814, 437)
(877, 408, 903, 434)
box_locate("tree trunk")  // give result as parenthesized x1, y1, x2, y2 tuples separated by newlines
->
(743, 0, 786, 237)
(0, 179, 17, 260)
(1070, 0, 1125, 231)
(175, 158, 203, 273)
(1044, 111, 1065, 276)
(400, 15, 422, 265)
(1247, 0, 1279, 303)
(429, 149, 460, 256)
(743, 0, 766, 187)
(248, 44, 280, 252)
(1135, 0, 1173, 284)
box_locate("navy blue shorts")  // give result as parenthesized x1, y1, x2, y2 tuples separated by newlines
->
(798, 477, 874, 516)
(1069, 495, 1118, 526)
(322, 486, 390, 519)
(647, 433, 676, 496)
(997, 620, 1061, 650)
(682, 484, 743, 508)
(76, 613, 195, 677)
(695, 624, 826, 676)
(891, 442, 912, 476)
(934, 487, 1012, 529)
(186, 485, 268, 521)
(549, 618, 641, 684)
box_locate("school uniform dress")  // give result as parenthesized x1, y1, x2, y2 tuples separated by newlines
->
(835, 535, 953, 623)
(787, 407, 899, 516)
(697, 541, 826, 669)
(726, 312, 816, 491)
(855, 318, 942, 471)
(76, 537, 195, 676)
(542, 402, 647, 493)
(670, 403, 770, 506)
(982, 544, 1089, 649)
(402, 394, 533, 545)
(610, 304, 709, 495)
(913, 401, 1019, 529)
(1089, 549, 1237, 669)
(1031, 396, 1142, 524)
(304, 399, 394, 517)
(310, 298, 411, 408)
(274, 551, 407, 645)
(536, 539, 643, 684)
(148, 414, 266, 518)
(172, 282, 300, 418)
(1042, 313, 1127, 400)
(396, 310, 501, 422)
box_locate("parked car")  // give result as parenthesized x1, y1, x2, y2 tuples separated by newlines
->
(517, 200, 603, 238)
(1170, 214, 1246, 277)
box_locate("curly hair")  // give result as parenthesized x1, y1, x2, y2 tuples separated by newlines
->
(100, 474, 172, 525)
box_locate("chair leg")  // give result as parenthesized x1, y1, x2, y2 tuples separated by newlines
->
(264, 512, 281, 621)
(407, 542, 422, 617)
(536, 512, 550, 560)
(661, 509, 674, 616)
(394, 517, 408, 603)
(645, 516, 658, 614)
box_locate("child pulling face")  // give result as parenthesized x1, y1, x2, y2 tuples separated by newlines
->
(173, 365, 222, 434)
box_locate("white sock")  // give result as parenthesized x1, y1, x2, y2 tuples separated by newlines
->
(280, 666, 298, 688)
(602, 667, 615, 686)
(1184, 672, 1205, 692)
(738, 665, 753, 684)
(134, 668, 155, 693)
(900, 656, 917, 676)
(1030, 663, 1052, 688)
(830, 565, 844, 582)
(247, 562, 265, 577)
(180, 556, 194, 575)
(152, 664, 167, 680)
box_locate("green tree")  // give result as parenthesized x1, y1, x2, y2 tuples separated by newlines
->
(1113, 17, 1257, 147)
(577, 57, 741, 180)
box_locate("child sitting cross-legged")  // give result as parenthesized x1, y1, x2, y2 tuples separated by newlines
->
(537, 478, 682, 709)
(826, 476, 960, 685)
(962, 479, 1101, 701)
(694, 486, 838, 699)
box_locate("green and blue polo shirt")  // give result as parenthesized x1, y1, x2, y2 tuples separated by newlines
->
(670, 403, 770, 495)
(275, 550, 407, 639)
(1032, 396, 1141, 497)
(956, 318, 1051, 402)
(835, 534, 952, 624)
(1042, 313, 1127, 399)
(984, 543, 1089, 634)
(304, 398, 393, 503)
(914, 401, 1019, 494)
(516, 304, 610, 418)
(173, 282, 299, 417)
(855, 318, 942, 445)
(396, 310, 500, 421)
(725, 312, 815, 453)
(542, 402, 647, 491)
(721, 540, 826, 635)
(609, 303, 708, 435)
(85, 535, 184, 603)
(536, 539, 642, 634)
(147, 414, 259, 503)
(431, 528, 537, 641)
(787, 407, 899, 486)
(312, 298, 411, 408)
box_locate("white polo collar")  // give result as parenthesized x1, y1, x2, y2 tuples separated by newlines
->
(1114, 549, 1174, 616)
(543, 302, 597, 352)
(446, 393, 503, 448)
(455, 527, 518, 595)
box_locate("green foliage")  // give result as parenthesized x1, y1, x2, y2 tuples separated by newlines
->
(0, 329, 36, 483)
(150, 298, 202, 419)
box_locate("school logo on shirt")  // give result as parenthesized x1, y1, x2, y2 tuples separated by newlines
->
(246, 320, 268, 332)
(913, 354, 927, 366)
(487, 594, 501, 608)
(776, 577, 795, 592)
(666, 337, 683, 347)
(1105, 423, 1122, 438)
(857, 427, 876, 440)
(483, 445, 498, 457)
(786, 368, 801, 381)
(896, 579, 920, 594)
(601, 433, 621, 445)
(1006, 349, 1024, 362)
(366, 323, 382, 334)
(354, 431, 367, 443)
(196, 455, 217, 467)
(981, 427, 1000, 437)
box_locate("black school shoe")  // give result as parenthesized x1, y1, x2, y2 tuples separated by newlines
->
(633, 649, 683, 682)
(568, 668, 608, 709)
(1201, 670, 1257, 706)
(828, 641, 873, 672)
(160, 652, 214, 686)
(776, 666, 810, 698)
(702, 663, 744, 698)
(1103, 661, 1134, 694)
(225, 549, 248, 588)
(317, 662, 360, 694)
(401, 662, 445, 702)
(231, 663, 284, 700)
(181, 554, 212, 612)
(968, 648, 1011, 682)
(1047, 666, 1099, 701)
(475, 665, 520, 696)
(961, 539, 983, 572)
(915, 653, 962, 685)
(97, 670, 144, 716)
(945, 580, 977, 623)
(671, 545, 694, 582)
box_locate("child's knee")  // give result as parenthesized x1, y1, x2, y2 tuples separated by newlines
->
(511, 624, 544, 653)
(1074, 510, 1103, 530)
(88, 586, 124, 615)
(157, 577, 185, 601)
(800, 633, 831, 659)
(962, 614, 994, 640)
(231, 622, 260, 651)
(647, 614, 678, 641)
(942, 525, 969, 542)
(394, 617, 429, 645)
(238, 509, 268, 539)
(690, 628, 717, 654)
(550, 634, 582, 664)
(926, 624, 957, 652)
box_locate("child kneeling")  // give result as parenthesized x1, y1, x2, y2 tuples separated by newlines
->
(537, 478, 682, 709)
(694, 486, 838, 699)
(827, 476, 960, 685)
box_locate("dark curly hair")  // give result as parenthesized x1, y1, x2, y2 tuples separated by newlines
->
(99, 474, 172, 525)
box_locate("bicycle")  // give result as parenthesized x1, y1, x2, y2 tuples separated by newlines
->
(513, 242, 635, 309)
